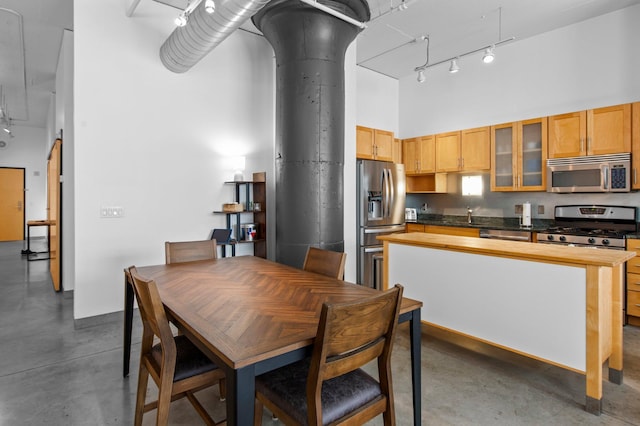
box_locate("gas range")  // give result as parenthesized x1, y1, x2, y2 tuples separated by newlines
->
(536, 205, 637, 250)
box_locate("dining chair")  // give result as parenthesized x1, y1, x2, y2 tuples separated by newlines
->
(253, 284, 404, 426)
(165, 239, 217, 264)
(302, 246, 347, 280)
(127, 266, 226, 426)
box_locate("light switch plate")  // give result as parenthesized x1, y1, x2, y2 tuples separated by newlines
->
(101, 206, 125, 218)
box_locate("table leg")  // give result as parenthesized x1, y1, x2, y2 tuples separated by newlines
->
(409, 309, 421, 426)
(227, 365, 255, 426)
(609, 264, 624, 385)
(123, 273, 134, 377)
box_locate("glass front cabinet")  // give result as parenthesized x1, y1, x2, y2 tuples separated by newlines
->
(491, 118, 548, 192)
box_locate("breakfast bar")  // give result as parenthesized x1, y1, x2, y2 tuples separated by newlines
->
(378, 232, 635, 415)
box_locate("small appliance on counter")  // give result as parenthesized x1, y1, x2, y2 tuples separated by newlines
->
(521, 202, 532, 227)
(405, 208, 417, 222)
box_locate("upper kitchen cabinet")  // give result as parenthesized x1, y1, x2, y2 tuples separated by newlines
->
(548, 104, 631, 158)
(460, 127, 491, 171)
(491, 118, 547, 192)
(435, 128, 490, 172)
(435, 131, 461, 172)
(403, 135, 435, 174)
(633, 102, 640, 189)
(356, 125, 394, 162)
(393, 137, 402, 164)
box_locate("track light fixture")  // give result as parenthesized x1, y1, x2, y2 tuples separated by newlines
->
(482, 46, 495, 64)
(174, 0, 215, 27)
(414, 35, 429, 83)
(449, 58, 460, 73)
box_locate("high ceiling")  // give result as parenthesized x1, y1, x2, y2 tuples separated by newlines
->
(1, 0, 639, 129)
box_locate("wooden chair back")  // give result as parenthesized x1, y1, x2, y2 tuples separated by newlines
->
(302, 247, 346, 279)
(165, 239, 217, 264)
(128, 266, 176, 359)
(307, 284, 404, 424)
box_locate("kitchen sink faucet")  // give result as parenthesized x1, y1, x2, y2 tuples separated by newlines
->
(467, 207, 473, 224)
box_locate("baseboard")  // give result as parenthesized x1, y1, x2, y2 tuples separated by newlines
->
(74, 310, 122, 329)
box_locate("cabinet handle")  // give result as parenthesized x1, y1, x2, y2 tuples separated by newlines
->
(634, 168, 637, 185)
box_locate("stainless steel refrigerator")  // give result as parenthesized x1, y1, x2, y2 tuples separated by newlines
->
(356, 159, 406, 289)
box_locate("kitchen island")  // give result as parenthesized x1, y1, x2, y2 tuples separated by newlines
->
(378, 232, 635, 415)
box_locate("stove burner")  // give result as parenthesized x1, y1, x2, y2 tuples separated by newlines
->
(543, 227, 629, 239)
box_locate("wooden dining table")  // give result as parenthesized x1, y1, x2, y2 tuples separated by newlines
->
(125, 256, 423, 425)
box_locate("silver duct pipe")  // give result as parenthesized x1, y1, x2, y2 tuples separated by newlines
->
(159, 0, 270, 73)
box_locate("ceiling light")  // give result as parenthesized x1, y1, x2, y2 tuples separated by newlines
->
(482, 46, 495, 64)
(3, 127, 11, 134)
(175, 11, 188, 27)
(449, 58, 460, 73)
(205, 0, 215, 14)
(417, 69, 426, 83)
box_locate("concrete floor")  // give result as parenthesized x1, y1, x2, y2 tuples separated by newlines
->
(1, 239, 639, 425)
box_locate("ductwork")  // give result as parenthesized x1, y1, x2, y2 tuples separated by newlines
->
(159, 0, 271, 73)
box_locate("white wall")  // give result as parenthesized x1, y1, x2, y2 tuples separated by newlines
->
(399, 4, 640, 138)
(73, 0, 274, 319)
(356, 66, 399, 134)
(0, 126, 48, 237)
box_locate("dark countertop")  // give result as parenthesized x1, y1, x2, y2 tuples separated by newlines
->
(408, 214, 554, 232)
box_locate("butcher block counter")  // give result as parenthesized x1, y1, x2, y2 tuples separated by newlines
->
(378, 232, 635, 415)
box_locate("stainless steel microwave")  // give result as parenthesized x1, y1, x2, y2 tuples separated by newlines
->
(547, 153, 631, 193)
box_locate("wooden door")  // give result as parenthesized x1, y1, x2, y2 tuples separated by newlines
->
(461, 127, 491, 171)
(356, 126, 375, 160)
(632, 103, 640, 189)
(417, 135, 436, 173)
(0, 168, 25, 241)
(402, 138, 418, 173)
(588, 104, 631, 155)
(48, 139, 62, 292)
(373, 129, 394, 161)
(517, 117, 548, 191)
(491, 123, 516, 191)
(548, 111, 586, 158)
(435, 131, 461, 172)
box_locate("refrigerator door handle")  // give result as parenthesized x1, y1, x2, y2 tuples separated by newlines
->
(383, 169, 391, 217)
(387, 168, 395, 218)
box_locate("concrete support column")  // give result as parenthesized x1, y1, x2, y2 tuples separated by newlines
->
(252, 0, 369, 267)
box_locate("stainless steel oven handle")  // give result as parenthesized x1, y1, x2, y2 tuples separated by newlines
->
(364, 246, 383, 253)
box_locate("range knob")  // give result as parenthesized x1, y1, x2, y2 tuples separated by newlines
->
(559, 236, 566, 242)
(603, 239, 610, 246)
(546, 235, 554, 241)
(588, 237, 596, 244)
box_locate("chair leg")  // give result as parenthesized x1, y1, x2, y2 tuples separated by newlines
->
(219, 378, 226, 401)
(134, 363, 149, 426)
(253, 398, 264, 426)
(156, 378, 174, 426)
(186, 391, 217, 426)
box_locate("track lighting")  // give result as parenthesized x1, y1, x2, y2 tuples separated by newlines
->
(449, 58, 460, 73)
(482, 46, 495, 64)
(3, 127, 10, 134)
(174, 0, 214, 27)
(417, 69, 426, 83)
(174, 11, 188, 26)
(205, 0, 215, 14)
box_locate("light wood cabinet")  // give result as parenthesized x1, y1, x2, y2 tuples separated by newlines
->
(626, 238, 640, 326)
(356, 125, 394, 161)
(435, 128, 490, 172)
(548, 104, 631, 158)
(403, 135, 435, 174)
(406, 223, 425, 233)
(460, 127, 491, 171)
(405, 223, 479, 237)
(435, 131, 461, 172)
(632, 102, 640, 189)
(393, 138, 402, 164)
(491, 118, 547, 192)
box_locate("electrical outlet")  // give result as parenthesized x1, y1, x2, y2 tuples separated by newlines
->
(538, 205, 545, 215)
(514, 204, 523, 214)
(101, 206, 125, 218)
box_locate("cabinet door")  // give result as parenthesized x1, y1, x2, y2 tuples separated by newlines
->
(424, 225, 480, 237)
(418, 135, 436, 173)
(406, 223, 425, 233)
(587, 104, 631, 155)
(491, 123, 516, 191)
(393, 137, 402, 164)
(403, 138, 418, 173)
(461, 127, 490, 171)
(356, 126, 375, 160)
(517, 118, 547, 191)
(374, 129, 394, 161)
(435, 131, 461, 172)
(548, 111, 586, 158)
(632, 103, 640, 189)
